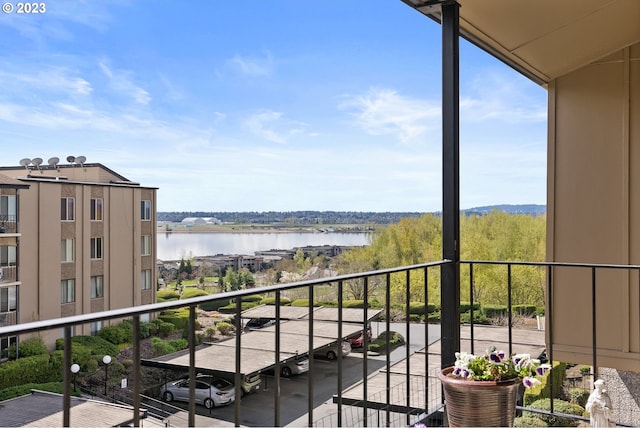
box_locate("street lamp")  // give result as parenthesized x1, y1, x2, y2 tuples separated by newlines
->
(102, 355, 111, 395)
(70, 363, 80, 392)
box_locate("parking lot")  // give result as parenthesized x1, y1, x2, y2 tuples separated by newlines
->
(158, 322, 436, 426)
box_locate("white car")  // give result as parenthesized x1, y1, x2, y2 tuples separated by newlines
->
(160, 375, 235, 409)
(314, 341, 351, 360)
(280, 356, 309, 377)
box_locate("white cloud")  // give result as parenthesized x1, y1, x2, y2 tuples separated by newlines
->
(227, 51, 274, 77)
(339, 88, 440, 143)
(98, 60, 151, 105)
(461, 71, 546, 123)
(243, 110, 308, 144)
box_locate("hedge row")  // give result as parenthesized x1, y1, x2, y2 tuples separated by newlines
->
(524, 361, 568, 406)
(0, 354, 61, 390)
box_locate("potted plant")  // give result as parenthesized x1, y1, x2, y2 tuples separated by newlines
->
(438, 346, 551, 427)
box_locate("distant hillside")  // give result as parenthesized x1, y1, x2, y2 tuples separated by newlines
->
(157, 205, 545, 225)
(462, 204, 546, 215)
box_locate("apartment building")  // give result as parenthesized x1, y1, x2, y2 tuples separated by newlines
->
(0, 158, 157, 351)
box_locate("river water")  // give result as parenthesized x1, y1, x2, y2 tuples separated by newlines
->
(157, 232, 372, 261)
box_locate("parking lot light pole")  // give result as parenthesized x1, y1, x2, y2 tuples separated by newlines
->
(70, 363, 80, 392)
(102, 355, 112, 395)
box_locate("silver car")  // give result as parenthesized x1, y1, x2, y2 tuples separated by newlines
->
(160, 375, 235, 409)
(314, 341, 351, 360)
(280, 356, 309, 377)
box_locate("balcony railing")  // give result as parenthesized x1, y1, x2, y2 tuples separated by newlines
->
(0, 214, 17, 233)
(1, 260, 639, 427)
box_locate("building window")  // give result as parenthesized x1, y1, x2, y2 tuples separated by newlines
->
(61, 279, 75, 304)
(140, 200, 151, 221)
(90, 198, 103, 221)
(0, 286, 17, 312)
(141, 269, 151, 290)
(90, 237, 103, 259)
(90, 276, 103, 299)
(61, 239, 74, 262)
(141, 235, 151, 256)
(1, 195, 16, 220)
(90, 321, 102, 336)
(1, 336, 16, 358)
(61, 197, 75, 221)
(1, 245, 16, 266)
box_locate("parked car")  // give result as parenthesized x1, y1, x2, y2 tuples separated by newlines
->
(245, 318, 276, 331)
(266, 355, 310, 377)
(346, 327, 372, 348)
(314, 341, 351, 360)
(241, 373, 262, 395)
(160, 375, 235, 409)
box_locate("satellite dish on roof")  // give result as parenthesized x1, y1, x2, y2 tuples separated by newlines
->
(66, 155, 75, 163)
(19, 158, 31, 169)
(48, 157, 59, 167)
(32, 157, 43, 170)
(75, 155, 86, 166)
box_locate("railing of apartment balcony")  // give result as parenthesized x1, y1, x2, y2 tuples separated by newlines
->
(1, 259, 639, 427)
(0, 214, 17, 233)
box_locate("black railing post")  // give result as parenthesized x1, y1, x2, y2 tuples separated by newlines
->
(405, 270, 411, 426)
(441, 0, 461, 369)
(469, 263, 475, 354)
(275, 291, 281, 427)
(591, 267, 598, 375)
(424, 267, 429, 412)
(337, 281, 344, 427)
(507, 264, 513, 357)
(188, 305, 196, 427)
(234, 297, 242, 426)
(308, 284, 314, 427)
(362, 277, 369, 426)
(385, 272, 391, 427)
(132, 315, 141, 426)
(63, 326, 72, 427)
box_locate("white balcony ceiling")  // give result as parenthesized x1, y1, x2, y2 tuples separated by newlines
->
(401, 0, 640, 86)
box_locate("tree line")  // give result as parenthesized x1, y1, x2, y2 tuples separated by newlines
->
(333, 210, 546, 308)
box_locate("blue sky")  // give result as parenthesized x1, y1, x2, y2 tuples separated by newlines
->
(0, 1, 547, 212)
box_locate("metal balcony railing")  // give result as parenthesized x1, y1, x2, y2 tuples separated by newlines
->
(1, 259, 639, 427)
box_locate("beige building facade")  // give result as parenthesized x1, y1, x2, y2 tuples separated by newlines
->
(0, 161, 157, 351)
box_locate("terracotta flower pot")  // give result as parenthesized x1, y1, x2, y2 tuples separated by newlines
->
(438, 366, 521, 427)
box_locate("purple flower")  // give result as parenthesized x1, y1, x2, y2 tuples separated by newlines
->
(488, 351, 504, 364)
(523, 377, 541, 388)
(536, 364, 551, 376)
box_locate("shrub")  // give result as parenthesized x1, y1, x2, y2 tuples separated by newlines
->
(156, 320, 175, 336)
(159, 308, 191, 330)
(261, 296, 292, 306)
(216, 321, 234, 335)
(406, 302, 426, 315)
(98, 325, 127, 345)
(513, 305, 537, 316)
(8, 337, 48, 359)
(579, 365, 591, 376)
(482, 304, 508, 317)
(217, 301, 260, 314)
(569, 388, 590, 407)
(180, 288, 209, 299)
(168, 338, 188, 351)
(524, 362, 567, 406)
(198, 298, 231, 312)
(0, 381, 81, 401)
(151, 337, 175, 356)
(0, 354, 60, 390)
(55, 336, 119, 358)
(240, 295, 263, 303)
(157, 289, 180, 302)
(523, 399, 584, 427)
(369, 331, 405, 353)
(459, 311, 490, 325)
(290, 299, 323, 307)
(343, 300, 366, 308)
(459, 301, 481, 312)
(514, 416, 548, 427)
